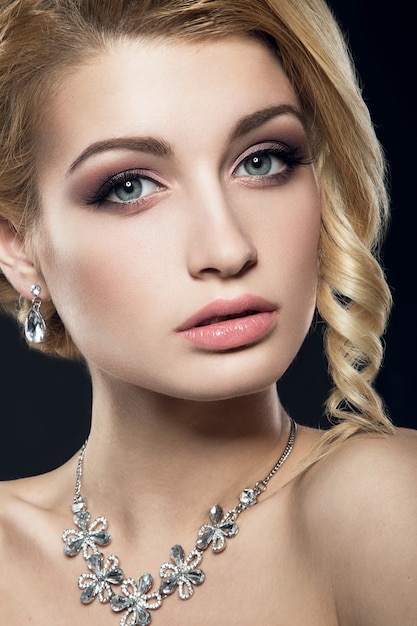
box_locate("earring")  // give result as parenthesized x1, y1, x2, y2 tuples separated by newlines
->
(24, 284, 47, 344)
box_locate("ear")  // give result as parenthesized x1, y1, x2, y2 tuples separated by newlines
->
(0, 218, 50, 300)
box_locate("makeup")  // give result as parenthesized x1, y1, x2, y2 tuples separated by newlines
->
(176, 295, 278, 350)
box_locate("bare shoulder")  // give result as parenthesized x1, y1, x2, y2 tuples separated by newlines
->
(303, 425, 417, 493)
(296, 426, 417, 625)
(0, 459, 69, 502)
(0, 468, 66, 557)
(0, 462, 76, 620)
(0, 459, 74, 538)
(0, 474, 44, 542)
(299, 426, 417, 508)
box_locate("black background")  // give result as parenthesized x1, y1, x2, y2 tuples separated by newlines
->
(0, 0, 414, 479)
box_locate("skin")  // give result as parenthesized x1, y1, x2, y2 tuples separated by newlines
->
(0, 36, 416, 625)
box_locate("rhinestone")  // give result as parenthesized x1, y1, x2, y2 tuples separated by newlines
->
(170, 544, 185, 565)
(92, 531, 111, 546)
(87, 553, 102, 575)
(24, 307, 46, 343)
(80, 583, 96, 604)
(30, 284, 41, 297)
(195, 528, 215, 550)
(106, 568, 124, 585)
(137, 572, 153, 594)
(137, 607, 152, 626)
(64, 537, 84, 556)
(222, 522, 239, 536)
(75, 510, 90, 528)
(209, 504, 222, 524)
(187, 570, 205, 585)
(72, 497, 87, 513)
(239, 488, 258, 508)
(110, 595, 132, 612)
(159, 576, 178, 596)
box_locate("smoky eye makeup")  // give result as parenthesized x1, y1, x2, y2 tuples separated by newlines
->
(232, 139, 314, 185)
(73, 164, 168, 210)
(86, 170, 164, 206)
(67, 113, 313, 209)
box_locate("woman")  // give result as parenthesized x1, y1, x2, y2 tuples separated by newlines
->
(0, 0, 415, 624)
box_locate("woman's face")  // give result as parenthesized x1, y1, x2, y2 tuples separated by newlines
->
(34, 36, 321, 400)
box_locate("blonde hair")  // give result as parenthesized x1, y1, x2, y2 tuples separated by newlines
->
(0, 0, 394, 458)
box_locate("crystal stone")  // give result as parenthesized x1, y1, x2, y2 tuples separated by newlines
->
(209, 504, 223, 524)
(64, 537, 84, 556)
(110, 595, 132, 612)
(159, 576, 179, 596)
(170, 544, 185, 565)
(239, 488, 258, 508)
(75, 510, 90, 528)
(92, 531, 111, 546)
(80, 583, 96, 604)
(72, 497, 87, 514)
(87, 553, 102, 575)
(136, 607, 152, 626)
(24, 307, 46, 343)
(137, 573, 153, 594)
(195, 529, 215, 550)
(187, 570, 205, 585)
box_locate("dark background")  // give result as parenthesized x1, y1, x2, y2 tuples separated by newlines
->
(0, 0, 414, 480)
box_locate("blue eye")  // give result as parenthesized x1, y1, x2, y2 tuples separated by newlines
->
(234, 145, 311, 182)
(107, 175, 159, 203)
(237, 153, 284, 177)
(89, 171, 163, 207)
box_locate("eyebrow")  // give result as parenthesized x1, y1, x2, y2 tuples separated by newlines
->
(229, 104, 306, 142)
(67, 104, 305, 175)
(68, 137, 173, 175)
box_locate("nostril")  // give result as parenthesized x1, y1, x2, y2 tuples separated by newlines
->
(237, 254, 257, 276)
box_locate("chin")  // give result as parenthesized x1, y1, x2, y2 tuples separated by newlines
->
(163, 366, 284, 402)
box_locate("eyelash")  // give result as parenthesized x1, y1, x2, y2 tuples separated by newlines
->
(233, 144, 313, 184)
(87, 170, 164, 207)
(87, 143, 312, 208)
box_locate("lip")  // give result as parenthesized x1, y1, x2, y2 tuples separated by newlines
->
(176, 295, 278, 350)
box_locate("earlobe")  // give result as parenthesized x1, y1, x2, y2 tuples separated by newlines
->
(0, 218, 50, 300)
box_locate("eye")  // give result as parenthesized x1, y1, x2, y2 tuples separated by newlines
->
(232, 143, 312, 185)
(235, 152, 285, 177)
(107, 174, 160, 204)
(87, 170, 165, 207)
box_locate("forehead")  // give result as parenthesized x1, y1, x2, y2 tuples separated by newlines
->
(38, 36, 301, 169)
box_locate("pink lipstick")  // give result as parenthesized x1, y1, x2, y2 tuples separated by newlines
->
(176, 295, 278, 350)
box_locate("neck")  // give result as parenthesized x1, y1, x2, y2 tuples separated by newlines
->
(80, 373, 291, 528)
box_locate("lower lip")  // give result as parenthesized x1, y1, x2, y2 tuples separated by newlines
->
(178, 311, 278, 350)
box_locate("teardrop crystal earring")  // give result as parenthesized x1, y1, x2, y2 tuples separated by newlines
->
(24, 284, 47, 344)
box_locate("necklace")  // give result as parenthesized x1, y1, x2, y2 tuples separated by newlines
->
(62, 418, 296, 625)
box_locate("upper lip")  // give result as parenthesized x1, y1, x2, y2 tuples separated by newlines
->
(176, 295, 277, 332)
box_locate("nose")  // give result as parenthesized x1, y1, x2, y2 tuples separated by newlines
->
(186, 187, 258, 280)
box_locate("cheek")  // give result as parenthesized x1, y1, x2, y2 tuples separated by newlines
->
(36, 213, 175, 348)
(266, 180, 321, 332)
(284, 206, 320, 287)
(261, 179, 321, 280)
